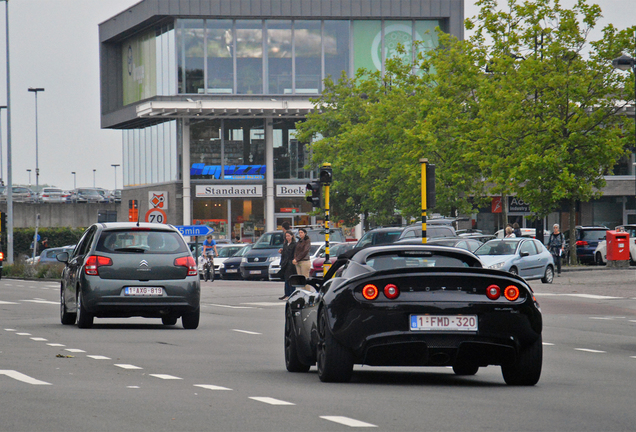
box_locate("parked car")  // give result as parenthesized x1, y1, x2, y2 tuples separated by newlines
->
(575, 226, 609, 264)
(70, 188, 109, 203)
(213, 244, 247, 276)
(309, 242, 357, 278)
(240, 231, 285, 280)
(0, 186, 35, 202)
(270, 242, 337, 281)
(593, 225, 636, 265)
(111, 189, 122, 203)
(292, 226, 347, 243)
(355, 227, 405, 248)
(37, 245, 76, 265)
(284, 244, 543, 385)
(219, 244, 253, 279)
(396, 237, 484, 252)
(398, 222, 458, 240)
(57, 222, 200, 329)
(38, 187, 65, 203)
(494, 228, 551, 241)
(474, 238, 555, 283)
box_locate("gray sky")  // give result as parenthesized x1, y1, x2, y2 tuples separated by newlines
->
(0, 0, 632, 191)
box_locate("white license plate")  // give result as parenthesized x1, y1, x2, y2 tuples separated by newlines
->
(316, 272, 323, 277)
(124, 287, 163, 296)
(225, 269, 238, 273)
(410, 315, 477, 331)
(250, 270, 262, 275)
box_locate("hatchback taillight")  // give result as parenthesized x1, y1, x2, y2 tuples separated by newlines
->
(576, 240, 588, 246)
(175, 256, 197, 276)
(85, 255, 113, 276)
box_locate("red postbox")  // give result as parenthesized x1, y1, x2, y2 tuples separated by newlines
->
(606, 230, 630, 261)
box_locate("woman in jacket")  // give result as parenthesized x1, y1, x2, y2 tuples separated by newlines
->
(278, 230, 296, 300)
(292, 228, 311, 280)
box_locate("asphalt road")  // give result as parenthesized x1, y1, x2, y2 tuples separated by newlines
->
(1, 268, 635, 431)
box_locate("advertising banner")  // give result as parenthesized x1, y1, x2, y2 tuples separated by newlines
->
(196, 185, 263, 198)
(122, 30, 157, 105)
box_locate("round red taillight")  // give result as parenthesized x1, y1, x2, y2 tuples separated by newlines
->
(504, 285, 520, 301)
(362, 284, 379, 300)
(486, 284, 501, 300)
(383, 284, 400, 299)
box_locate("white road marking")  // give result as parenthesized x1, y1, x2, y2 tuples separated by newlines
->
(65, 349, 86, 353)
(87, 355, 111, 360)
(16, 333, 31, 336)
(115, 364, 143, 370)
(534, 293, 622, 300)
(30, 337, 48, 342)
(0, 370, 52, 386)
(232, 329, 262, 335)
(590, 317, 614, 320)
(194, 384, 232, 391)
(207, 303, 255, 309)
(631, 356, 636, 359)
(575, 348, 606, 353)
(0, 301, 19, 305)
(542, 342, 555, 346)
(629, 320, 636, 323)
(320, 416, 377, 428)
(4, 329, 16, 331)
(150, 374, 182, 380)
(47, 343, 65, 347)
(127, 386, 140, 389)
(249, 397, 295, 406)
(22, 299, 58, 305)
(241, 302, 285, 307)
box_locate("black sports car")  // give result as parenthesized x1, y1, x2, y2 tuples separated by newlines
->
(284, 245, 543, 385)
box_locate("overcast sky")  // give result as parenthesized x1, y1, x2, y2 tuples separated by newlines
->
(0, 0, 632, 191)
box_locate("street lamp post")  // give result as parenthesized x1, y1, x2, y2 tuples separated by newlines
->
(0, 105, 5, 184)
(93, 169, 96, 188)
(27, 87, 44, 196)
(26, 169, 31, 188)
(2, 0, 15, 264)
(71, 171, 76, 189)
(111, 164, 120, 191)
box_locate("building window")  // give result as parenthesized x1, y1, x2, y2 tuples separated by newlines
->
(206, 20, 234, 94)
(294, 20, 322, 94)
(123, 121, 178, 187)
(236, 20, 263, 94)
(267, 20, 292, 95)
(178, 19, 205, 94)
(324, 20, 350, 83)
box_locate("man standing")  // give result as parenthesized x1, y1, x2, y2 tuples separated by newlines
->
(548, 224, 565, 276)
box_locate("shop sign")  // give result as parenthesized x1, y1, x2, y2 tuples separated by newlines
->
(508, 196, 531, 213)
(191, 164, 265, 180)
(276, 185, 307, 197)
(196, 185, 263, 198)
(149, 191, 168, 210)
(280, 208, 300, 213)
(491, 197, 503, 214)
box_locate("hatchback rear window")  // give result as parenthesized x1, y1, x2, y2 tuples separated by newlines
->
(96, 230, 188, 254)
(579, 230, 607, 241)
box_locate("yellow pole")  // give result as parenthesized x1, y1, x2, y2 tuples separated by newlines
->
(420, 158, 427, 244)
(323, 182, 331, 274)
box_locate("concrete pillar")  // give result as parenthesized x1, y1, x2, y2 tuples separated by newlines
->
(265, 118, 275, 232)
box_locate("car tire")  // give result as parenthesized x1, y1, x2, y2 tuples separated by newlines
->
(452, 363, 479, 376)
(182, 309, 200, 329)
(509, 267, 519, 276)
(76, 291, 94, 329)
(541, 266, 554, 284)
(317, 309, 353, 382)
(60, 287, 76, 325)
(162, 316, 178, 326)
(285, 308, 311, 373)
(501, 336, 542, 386)
(595, 252, 605, 266)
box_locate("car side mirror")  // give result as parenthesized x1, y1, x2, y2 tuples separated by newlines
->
(56, 252, 69, 263)
(288, 274, 306, 287)
(520, 251, 530, 257)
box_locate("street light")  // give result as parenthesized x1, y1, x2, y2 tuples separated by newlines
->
(28, 87, 44, 196)
(2, 0, 15, 264)
(0, 105, 5, 184)
(93, 169, 96, 188)
(111, 164, 120, 190)
(26, 169, 31, 188)
(71, 171, 76, 190)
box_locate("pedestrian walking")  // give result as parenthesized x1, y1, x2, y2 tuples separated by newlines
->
(278, 230, 297, 300)
(292, 228, 311, 285)
(513, 223, 522, 238)
(548, 224, 565, 276)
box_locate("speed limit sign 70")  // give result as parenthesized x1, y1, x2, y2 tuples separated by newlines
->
(145, 208, 167, 224)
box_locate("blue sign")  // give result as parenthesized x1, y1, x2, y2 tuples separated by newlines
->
(174, 225, 214, 237)
(190, 164, 266, 179)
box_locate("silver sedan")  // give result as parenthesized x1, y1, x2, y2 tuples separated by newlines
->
(475, 238, 555, 283)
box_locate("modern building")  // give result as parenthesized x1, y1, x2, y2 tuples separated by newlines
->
(99, 0, 465, 240)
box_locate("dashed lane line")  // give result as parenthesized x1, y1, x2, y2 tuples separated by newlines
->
(21, 298, 58, 305)
(194, 384, 232, 391)
(534, 293, 623, 300)
(232, 329, 262, 335)
(240, 302, 286, 307)
(30, 337, 48, 342)
(16, 333, 31, 336)
(65, 349, 86, 353)
(0, 370, 52, 386)
(249, 397, 295, 406)
(575, 348, 606, 353)
(542, 342, 555, 346)
(47, 343, 65, 347)
(4, 329, 16, 331)
(87, 355, 111, 360)
(0, 301, 19, 304)
(150, 374, 182, 380)
(115, 364, 143, 370)
(206, 303, 255, 309)
(320, 416, 377, 428)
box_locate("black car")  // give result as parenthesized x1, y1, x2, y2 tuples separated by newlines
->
(219, 244, 253, 279)
(395, 237, 484, 252)
(575, 226, 609, 264)
(355, 227, 405, 248)
(240, 231, 284, 280)
(57, 222, 200, 329)
(398, 221, 458, 240)
(284, 245, 543, 385)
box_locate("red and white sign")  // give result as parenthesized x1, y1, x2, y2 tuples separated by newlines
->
(149, 191, 168, 209)
(491, 197, 502, 214)
(145, 208, 167, 224)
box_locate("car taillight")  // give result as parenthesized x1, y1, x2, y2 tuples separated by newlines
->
(504, 285, 520, 301)
(576, 240, 588, 246)
(486, 284, 501, 300)
(362, 284, 379, 300)
(383, 284, 400, 299)
(85, 255, 113, 276)
(175, 256, 197, 276)
(0, 252, 4, 261)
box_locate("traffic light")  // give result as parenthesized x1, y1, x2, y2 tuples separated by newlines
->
(426, 164, 436, 208)
(319, 164, 333, 184)
(306, 181, 321, 207)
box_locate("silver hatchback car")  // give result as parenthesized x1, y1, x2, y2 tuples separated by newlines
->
(57, 222, 200, 329)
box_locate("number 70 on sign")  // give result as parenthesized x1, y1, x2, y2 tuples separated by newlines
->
(145, 208, 167, 224)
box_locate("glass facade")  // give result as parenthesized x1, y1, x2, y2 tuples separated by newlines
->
(123, 121, 178, 187)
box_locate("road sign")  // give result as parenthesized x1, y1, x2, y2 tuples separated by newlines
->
(174, 225, 213, 237)
(145, 208, 167, 224)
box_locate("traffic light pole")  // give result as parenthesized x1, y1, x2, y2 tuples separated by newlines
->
(323, 182, 331, 274)
(420, 158, 428, 244)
